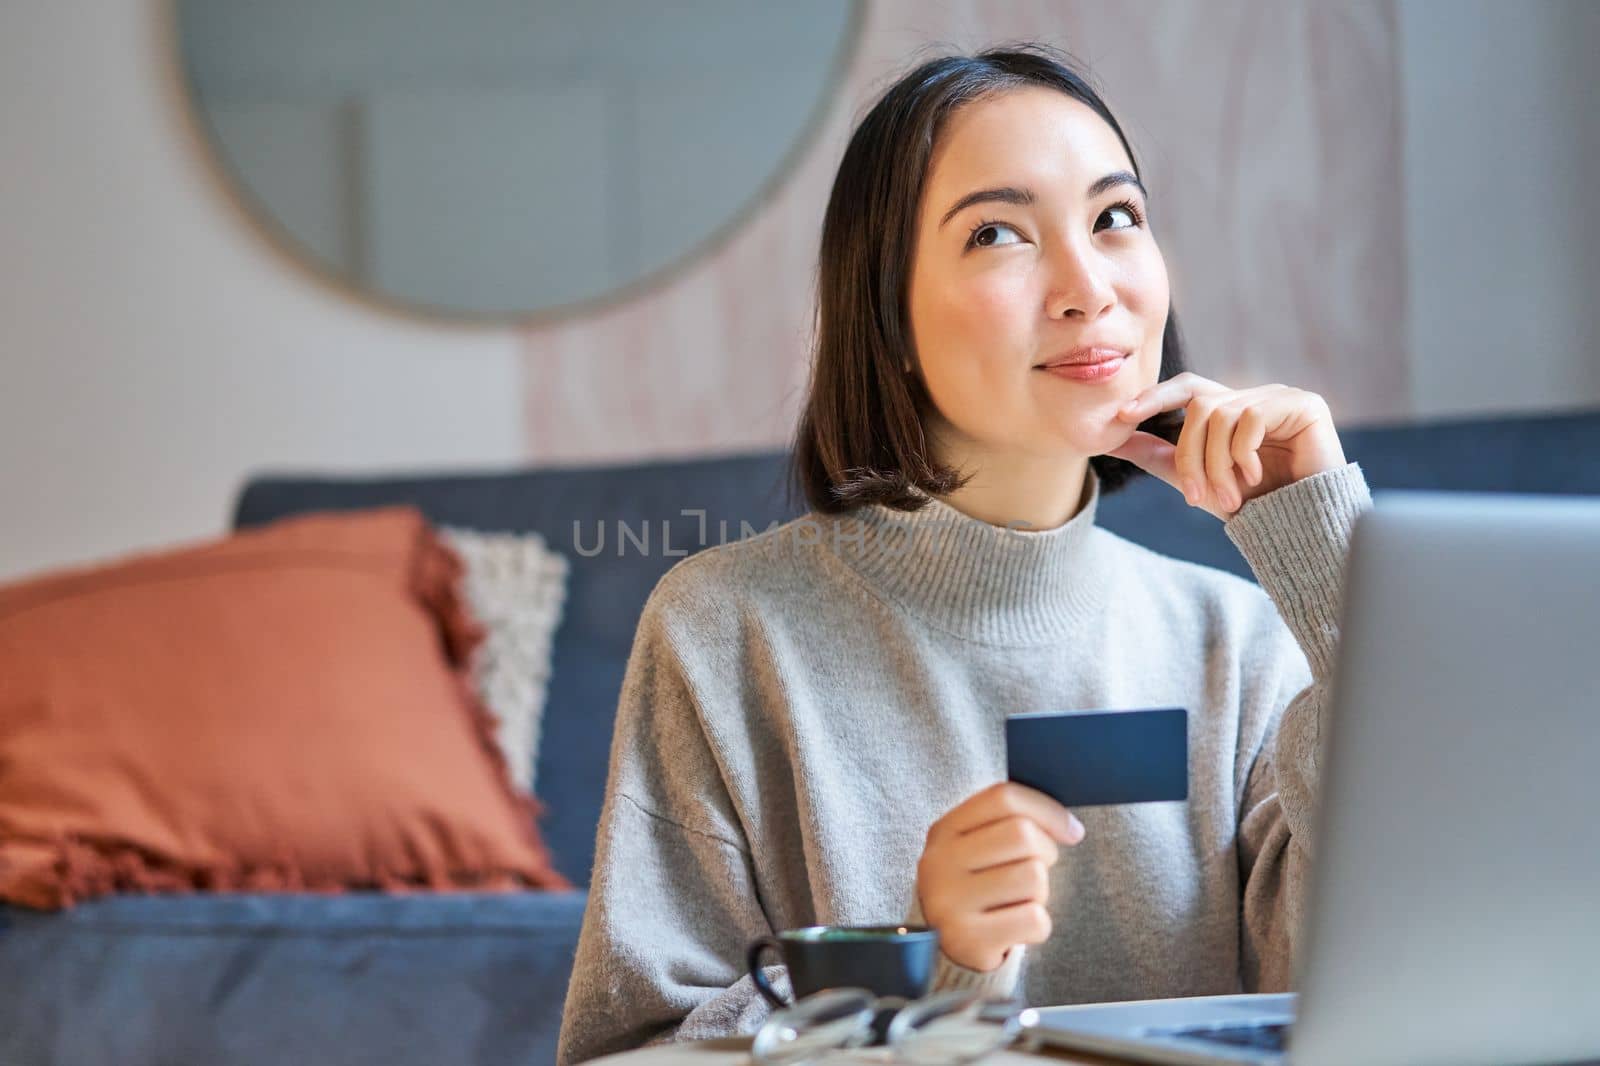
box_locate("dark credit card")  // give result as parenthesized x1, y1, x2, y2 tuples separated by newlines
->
(1005, 707, 1189, 808)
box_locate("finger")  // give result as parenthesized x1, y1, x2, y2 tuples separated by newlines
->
(1227, 388, 1300, 488)
(967, 858, 1051, 912)
(939, 782, 1084, 845)
(1105, 429, 1179, 487)
(960, 815, 1062, 873)
(938, 902, 1052, 971)
(1232, 403, 1268, 486)
(1116, 371, 1228, 422)
(1173, 395, 1222, 506)
(971, 901, 1053, 948)
(1205, 400, 1249, 511)
(1118, 371, 1226, 420)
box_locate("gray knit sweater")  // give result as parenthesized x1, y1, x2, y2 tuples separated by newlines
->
(557, 461, 1373, 1064)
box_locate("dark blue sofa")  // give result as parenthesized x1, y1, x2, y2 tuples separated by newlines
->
(2, 407, 1597, 1066)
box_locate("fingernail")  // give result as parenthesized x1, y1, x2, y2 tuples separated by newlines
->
(1068, 814, 1085, 841)
(1181, 479, 1197, 504)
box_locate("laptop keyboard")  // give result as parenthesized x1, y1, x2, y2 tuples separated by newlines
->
(1155, 1021, 1290, 1052)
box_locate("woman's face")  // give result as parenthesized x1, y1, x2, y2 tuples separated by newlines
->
(907, 87, 1169, 466)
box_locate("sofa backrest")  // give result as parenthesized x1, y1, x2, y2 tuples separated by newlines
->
(233, 407, 1600, 886)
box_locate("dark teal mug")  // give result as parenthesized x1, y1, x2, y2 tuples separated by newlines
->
(746, 924, 939, 1010)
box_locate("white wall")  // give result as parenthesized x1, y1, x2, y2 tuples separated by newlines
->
(3, 1, 1597, 585)
(0, 2, 526, 583)
(1400, 0, 1600, 418)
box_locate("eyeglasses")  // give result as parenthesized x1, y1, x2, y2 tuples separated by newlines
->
(750, 987, 1041, 1065)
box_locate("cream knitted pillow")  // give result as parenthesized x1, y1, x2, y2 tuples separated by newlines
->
(440, 526, 569, 794)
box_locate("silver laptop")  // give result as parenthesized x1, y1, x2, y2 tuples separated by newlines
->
(1032, 489, 1600, 1066)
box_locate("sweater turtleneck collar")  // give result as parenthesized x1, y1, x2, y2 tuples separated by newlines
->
(823, 464, 1111, 646)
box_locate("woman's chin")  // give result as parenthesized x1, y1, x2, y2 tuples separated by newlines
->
(1058, 418, 1140, 459)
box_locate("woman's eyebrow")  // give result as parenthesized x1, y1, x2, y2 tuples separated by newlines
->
(937, 170, 1148, 229)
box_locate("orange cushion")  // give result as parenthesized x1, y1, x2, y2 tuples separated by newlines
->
(0, 506, 570, 909)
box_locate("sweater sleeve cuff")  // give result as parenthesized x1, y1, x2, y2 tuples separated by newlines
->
(1223, 461, 1373, 679)
(929, 943, 1026, 996)
(905, 892, 1026, 998)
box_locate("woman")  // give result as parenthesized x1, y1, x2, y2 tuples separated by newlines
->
(558, 43, 1370, 1064)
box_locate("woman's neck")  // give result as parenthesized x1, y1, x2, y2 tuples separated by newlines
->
(930, 439, 1094, 533)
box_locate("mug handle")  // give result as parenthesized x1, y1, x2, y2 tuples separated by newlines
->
(746, 936, 791, 1009)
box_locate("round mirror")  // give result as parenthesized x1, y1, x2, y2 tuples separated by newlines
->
(173, 1, 862, 323)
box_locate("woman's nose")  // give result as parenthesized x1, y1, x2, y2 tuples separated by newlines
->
(1046, 238, 1116, 320)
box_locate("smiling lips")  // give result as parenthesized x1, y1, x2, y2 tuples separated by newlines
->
(1036, 345, 1131, 368)
(1036, 345, 1131, 383)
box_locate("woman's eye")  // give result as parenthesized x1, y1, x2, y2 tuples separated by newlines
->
(1097, 200, 1145, 232)
(967, 221, 1023, 249)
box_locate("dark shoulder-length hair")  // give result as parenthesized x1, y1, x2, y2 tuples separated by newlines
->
(791, 42, 1188, 515)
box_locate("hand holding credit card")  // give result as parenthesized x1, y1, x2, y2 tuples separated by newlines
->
(1006, 707, 1189, 807)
